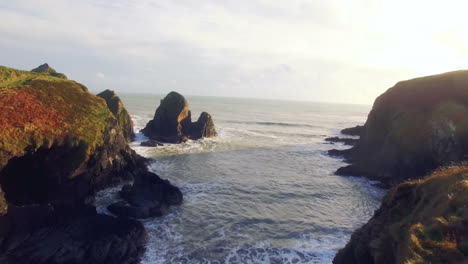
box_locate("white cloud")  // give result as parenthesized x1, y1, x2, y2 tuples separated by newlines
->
(0, 0, 467, 103)
(96, 72, 105, 79)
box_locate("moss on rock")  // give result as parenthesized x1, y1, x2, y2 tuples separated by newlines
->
(334, 164, 468, 264)
(0, 67, 112, 169)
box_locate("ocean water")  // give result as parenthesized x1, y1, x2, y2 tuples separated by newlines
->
(96, 94, 385, 264)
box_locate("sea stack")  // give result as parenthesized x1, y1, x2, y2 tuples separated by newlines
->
(334, 70, 468, 186)
(97, 89, 135, 141)
(141, 91, 216, 143)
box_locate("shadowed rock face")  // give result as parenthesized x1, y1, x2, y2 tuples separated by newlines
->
(334, 165, 468, 264)
(141, 91, 216, 143)
(97, 89, 135, 142)
(335, 70, 468, 186)
(0, 65, 182, 263)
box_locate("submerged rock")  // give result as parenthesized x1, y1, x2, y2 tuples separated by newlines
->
(325, 136, 358, 146)
(334, 70, 468, 186)
(97, 89, 135, 142)
(141, 91, 216, 143)
(140, 140, 164, 147)
(334, 165, 468, 264)
(0, 65, 182, 263)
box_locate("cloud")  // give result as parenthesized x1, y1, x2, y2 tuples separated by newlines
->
(1, 0, 467, 104)
(96, 72, 105, 79)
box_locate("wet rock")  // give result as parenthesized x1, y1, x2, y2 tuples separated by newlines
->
(140, 140, 164, 147)
(340, 125, 363, 136)
(141, 91, 216, 143)
(108, 171, 182, 219)
(325, 137, 358, 146)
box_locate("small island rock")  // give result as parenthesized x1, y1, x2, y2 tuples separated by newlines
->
(141, 91, 216, 143)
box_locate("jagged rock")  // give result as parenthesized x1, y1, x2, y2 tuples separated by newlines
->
(141, 91, 216, 143)
(334, 70, 468, 185)
(97, 89, 135, 142)
(0, 65, 182, 263)
(140, 140, 163, 147)
(108, 171, 182, 219)
(334, 165, 468, 264)
(325, 137, 358, 146)
(31, 63, 67, 79)
(190, 112, 217, 140)
(340, 125, 364, 136)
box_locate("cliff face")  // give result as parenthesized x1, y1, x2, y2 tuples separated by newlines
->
(141, 91, 216, 143)
(336, 70, 468, 185)
(0, 65, 181, 263)
(334, 165, 468, 264)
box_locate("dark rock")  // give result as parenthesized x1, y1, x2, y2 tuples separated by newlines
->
(335, 165, 362, 176)
(325, 137, 358, 146)
(97, 90, 135, 142)
(1, 212, 146, 264)
(328, 148, 352, 159)
(340, 125, 364, 136)
(141, 91, 216, 143)
(109, 171, 183, 219)
(31, 63, 68, 79)
(140, 140, 163, 147)
(190, 112, 217, 140)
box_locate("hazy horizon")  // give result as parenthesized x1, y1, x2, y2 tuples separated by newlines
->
(2, 0, 467, 104)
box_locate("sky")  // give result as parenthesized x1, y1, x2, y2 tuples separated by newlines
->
(1, 0, 468, 104)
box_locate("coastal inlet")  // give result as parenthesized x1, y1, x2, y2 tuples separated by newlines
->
(97, 95, 385, 264)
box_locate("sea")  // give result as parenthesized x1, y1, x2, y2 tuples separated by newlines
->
(95, 94, 385, 264)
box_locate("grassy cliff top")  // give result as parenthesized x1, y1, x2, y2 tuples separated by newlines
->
(384, 164, 468, 263)
(374, 70, 468, 111)
(0, 66, 113, 168)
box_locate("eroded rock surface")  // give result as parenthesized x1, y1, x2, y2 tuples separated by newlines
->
(141, 91, 216, 143)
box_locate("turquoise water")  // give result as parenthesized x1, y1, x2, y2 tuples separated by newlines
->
(97, 95, 384, 264)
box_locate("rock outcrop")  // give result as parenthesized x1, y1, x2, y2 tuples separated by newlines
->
(141, 91, 216, 143)
(97, 89, 135, 141)
(334, 71, 468, 186)
(31, 63, 68, 79)
(334, 165, 468, 264)
(0, 65, 182, 263)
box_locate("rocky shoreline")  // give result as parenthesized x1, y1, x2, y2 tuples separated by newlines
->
(329, 70, 468, 263)
(0, 65, 182, 263)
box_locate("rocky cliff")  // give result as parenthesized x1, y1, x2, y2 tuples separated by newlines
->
(0, 65, 182, 263)
(141, 91, 216, 143)
(334, 70, 468, 186)
(334, 165, 468, 264)
(97, 89, 135, 141)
